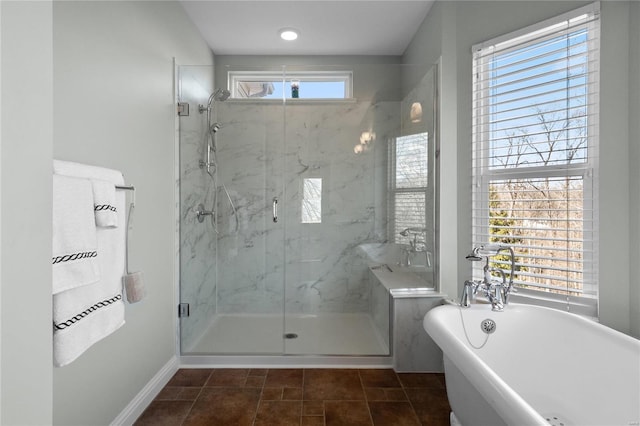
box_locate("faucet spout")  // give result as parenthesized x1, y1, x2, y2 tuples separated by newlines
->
(460, 280, 478, 308)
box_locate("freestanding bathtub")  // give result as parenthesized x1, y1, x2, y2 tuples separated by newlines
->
(424, 303, 640, 426)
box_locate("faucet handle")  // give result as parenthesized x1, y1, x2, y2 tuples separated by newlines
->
(489, 282, 505, 311)
(399, 247, 412, 267)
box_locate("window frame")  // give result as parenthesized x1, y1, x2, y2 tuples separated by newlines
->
(301, 177, 322, 224)
(388, 132, 429, 244)
(471, 3, 600, 317)
(228, 70, 353, 100)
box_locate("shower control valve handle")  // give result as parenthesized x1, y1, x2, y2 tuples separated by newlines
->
(195, 203, 214, 223)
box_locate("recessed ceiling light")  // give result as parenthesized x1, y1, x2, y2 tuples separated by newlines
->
(279, 28, 299, 41)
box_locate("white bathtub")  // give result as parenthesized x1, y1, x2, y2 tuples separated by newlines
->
(424, 303, 640, 426)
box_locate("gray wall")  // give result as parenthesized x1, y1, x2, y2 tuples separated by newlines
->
(52, 1, 214, 424)
(598, 1, 632, 334)
(0, 2, 53, 424)
(215, 55, 403, 101)
(630, 0, 640, 338)
(404, 1, 639, 336)
(402, 1, 459, 303)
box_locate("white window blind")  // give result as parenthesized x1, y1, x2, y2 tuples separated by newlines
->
(471, 4, 599, 315)
(389, 133, 428, 243)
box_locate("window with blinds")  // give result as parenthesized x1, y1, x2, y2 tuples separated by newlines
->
(389, 132, 428, 243)
(471, 4, 599, 315)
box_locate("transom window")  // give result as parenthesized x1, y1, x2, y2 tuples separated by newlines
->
(471, 4, 599, 316)
(228, 71, 352, 100)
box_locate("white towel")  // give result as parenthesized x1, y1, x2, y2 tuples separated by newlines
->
(54, 160, 122, 228)
(52, 175, 100, 294)
(53, 161, 126, 367)
(92, 179, 118, 228)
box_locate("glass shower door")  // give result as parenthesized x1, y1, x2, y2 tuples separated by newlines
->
(280, 64, 437, 356)
(178, 63, 437, 356)
(280, 65, 398, 356)
(281, 97, 385, 355)
(178, 65, 286, 354)
(210, 99, 286, 354)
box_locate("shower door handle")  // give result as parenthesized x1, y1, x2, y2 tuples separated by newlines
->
(272, 197, 278, 223)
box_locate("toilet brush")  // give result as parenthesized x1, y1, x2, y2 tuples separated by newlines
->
(123, 193, 146, 303)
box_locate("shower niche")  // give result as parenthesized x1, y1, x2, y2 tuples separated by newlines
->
(177, 63, 438, 357)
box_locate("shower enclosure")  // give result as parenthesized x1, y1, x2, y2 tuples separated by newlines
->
(178, 62, 438, 357)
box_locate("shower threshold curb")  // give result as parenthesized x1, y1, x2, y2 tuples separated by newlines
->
(179, 354, 393, 369)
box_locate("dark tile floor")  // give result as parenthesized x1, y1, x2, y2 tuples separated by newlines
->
(135, 368, 450, 426)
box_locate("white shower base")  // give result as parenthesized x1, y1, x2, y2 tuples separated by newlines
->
(187, 312, 389, 356)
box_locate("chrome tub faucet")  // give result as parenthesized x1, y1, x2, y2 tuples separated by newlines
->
(461, 244, 516, 311)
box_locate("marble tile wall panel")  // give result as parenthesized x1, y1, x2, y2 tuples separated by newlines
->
(215, 103, 285, 314)
(369, 269, 391, 350)
(393, 297, 444, 372)
(282, 102, 397, 314)
(178, 66, 217, 351)
(212, 100, 401, 315)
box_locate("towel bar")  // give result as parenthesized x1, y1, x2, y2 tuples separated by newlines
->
(116, 185, 135, 191)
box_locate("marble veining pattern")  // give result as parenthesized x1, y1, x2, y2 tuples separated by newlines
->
(212, 100, 400, 316)
(393, 297, 444, 372)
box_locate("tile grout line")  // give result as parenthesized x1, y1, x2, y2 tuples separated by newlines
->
(179, 368, 214, 426)
(357, 369, 376, 426)
(397, 372, 421, 425)
(250, 369, 263, 426)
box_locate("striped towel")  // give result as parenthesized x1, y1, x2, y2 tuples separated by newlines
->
(52, 174, 100, 294)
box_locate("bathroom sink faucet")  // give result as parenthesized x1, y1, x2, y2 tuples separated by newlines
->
(461, 244, 516, 311)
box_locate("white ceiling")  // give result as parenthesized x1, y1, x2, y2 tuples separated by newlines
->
(179, 1, 434, 56)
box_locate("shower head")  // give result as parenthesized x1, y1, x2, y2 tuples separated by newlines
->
(214, 88, 231, 102)
(207, 88, 230, 106)
(210, 123, 221, 133)
(199, 88, 231, 113)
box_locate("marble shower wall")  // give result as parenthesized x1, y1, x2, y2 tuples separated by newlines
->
(177, 64, 436, 335)
(214, 100, 400, 315)
(214, 102, 286, 315)
(178, 66, 217, 351)
(283, 101, 399, 314)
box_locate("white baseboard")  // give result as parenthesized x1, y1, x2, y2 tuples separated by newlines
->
(110, 356, 179, 426)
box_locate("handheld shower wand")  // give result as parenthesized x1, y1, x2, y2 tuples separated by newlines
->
(198, 87, 229, 173)
(196, 88, 239, 235)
